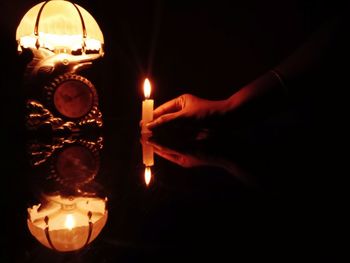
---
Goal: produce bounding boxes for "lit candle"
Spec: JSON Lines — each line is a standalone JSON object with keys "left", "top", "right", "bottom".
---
{"left": 141, "top": 78, "right": 154, "bottom": 134}
{"left": 141, "top": 133, "right": 154, "bottom": 166}
{"left": 144, "top": 166, "right": 152, "bottom": 186}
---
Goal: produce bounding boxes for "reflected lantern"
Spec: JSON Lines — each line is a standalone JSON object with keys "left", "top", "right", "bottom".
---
{"left": 16, "top": 0, "right": 105, "bottom": 133}
{"left": 27, "top": 195, "right": 108, "bottom": 252}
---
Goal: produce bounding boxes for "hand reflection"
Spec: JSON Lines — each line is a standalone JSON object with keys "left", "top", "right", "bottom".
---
{"left": 148, "top": 139, "right": 257, "bottom": 187}
{"left": 151, "top": 142, "right": 207, "bottom": 168}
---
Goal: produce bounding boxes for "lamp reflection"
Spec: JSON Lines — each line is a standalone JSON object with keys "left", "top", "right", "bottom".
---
{"left": 26, "top": 135, "right": 108, "bottom": 252}
{"left": 27, "top": 194, "right": 108, "bottom": 252}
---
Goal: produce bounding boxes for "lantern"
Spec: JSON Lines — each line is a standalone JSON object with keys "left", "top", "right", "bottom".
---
{"left": 17, "top": 0, "right": 105, "bottom": 133}
{"left": 27, "top": 195, "right": 108, "bottom": 252}
{"left": 16, "top": 0, "right": 104, "bottom": 55}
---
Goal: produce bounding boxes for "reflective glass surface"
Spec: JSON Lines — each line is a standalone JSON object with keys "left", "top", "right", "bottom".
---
{"left": 2, "top": 1, "right": 344, "bottom": 261}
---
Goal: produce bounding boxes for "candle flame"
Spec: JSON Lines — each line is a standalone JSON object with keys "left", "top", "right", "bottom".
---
{"left": 145, "top": 166, "right": 152, "bottom": 186}
{"left": 143, "top": 78, "right": 151, "bottom": 99}
{"left": 64, "top": 214, "right": 75, "bottom": 230}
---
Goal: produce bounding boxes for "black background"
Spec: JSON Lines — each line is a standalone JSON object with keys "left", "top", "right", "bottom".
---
{"left": 0, "top": 0, "right": 347, "bottom": 262}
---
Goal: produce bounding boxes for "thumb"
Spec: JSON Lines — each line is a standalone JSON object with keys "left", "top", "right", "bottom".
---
{"left": 147, "top": 111, "right": 182, "bottom": 129}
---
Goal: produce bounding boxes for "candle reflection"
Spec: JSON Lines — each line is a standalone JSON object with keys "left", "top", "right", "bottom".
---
{"left": 144, "top": 166, "right": 152, "bottom": 186}
{"left": 140, "top": 135, "right": 155, "bottom": 187}
{"left": 141, "top": 134, "right": 154, "bottom": 166}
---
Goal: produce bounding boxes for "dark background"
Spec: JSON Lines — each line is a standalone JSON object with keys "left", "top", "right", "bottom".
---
{"left": 0, "top": 0, "right": 347, "bottom": 262}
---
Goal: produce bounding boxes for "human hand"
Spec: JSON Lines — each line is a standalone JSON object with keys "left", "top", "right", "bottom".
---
{"left": 145, "top": 94, "right": 228, "bottom": 129}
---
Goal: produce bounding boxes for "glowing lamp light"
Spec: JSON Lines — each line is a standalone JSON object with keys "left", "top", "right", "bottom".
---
{"left": 27, "top": 195, "right": 108, "bottom": 252}
{"left": 16, "top": 0, "right": 104, "bottom": 55}
{"left": 64, "top": 214, "right": 75, "bottom": 231}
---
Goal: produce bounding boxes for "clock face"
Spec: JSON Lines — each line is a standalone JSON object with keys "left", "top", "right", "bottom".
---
{"left": 53, "top": 80, "right": 93, "bottom": 119}
{"left": 55, "top": 145, "right": 98, "bottom": 185}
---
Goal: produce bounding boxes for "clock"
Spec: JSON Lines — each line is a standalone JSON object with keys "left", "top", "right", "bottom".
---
{"left": 46, "top": 73, "right": 98, "bottom": 120}
{"left": 53, "top": 79, "right": 94, "bottom": 119}
{"left": 25, "top": 73, "right": 102, "bottom": 132}
{"left": 27, "top": 135, "right": 103, "bottom": 193}
{"left": 55, "top": 144, "right": 98, "bottom": 186}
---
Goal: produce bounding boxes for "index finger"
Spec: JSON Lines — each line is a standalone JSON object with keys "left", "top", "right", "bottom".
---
{"left": 153, "top": 96, "right": 183, "bottom": 119}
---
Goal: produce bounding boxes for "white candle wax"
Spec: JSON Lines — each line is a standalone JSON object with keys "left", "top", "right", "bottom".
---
{"left": 141, "top": 99, "right": 153, "bottom": 134}
{"left": 141, "top": 78, "right": 154, "bottom": 134}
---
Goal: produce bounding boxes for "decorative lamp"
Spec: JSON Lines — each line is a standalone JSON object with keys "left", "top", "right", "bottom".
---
{"left": 16, "top": 0, "right": 104, "bottom": 54}
{"left": 16, "top": 0, "right": 105, "bottom": 132}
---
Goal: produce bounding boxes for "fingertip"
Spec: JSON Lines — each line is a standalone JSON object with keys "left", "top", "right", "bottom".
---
{"left": 146, "top": 121, "right": 155, "bottom": 129}
{"left": 148, "top": 118, "right": 162, "bottom": 130}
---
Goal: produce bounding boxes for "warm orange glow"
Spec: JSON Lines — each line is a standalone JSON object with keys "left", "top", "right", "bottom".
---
{"left": 64, "top": 214, "right": 75, "bottom": 230}
{"left": 16, "top": 0, "right": 104, "bottom": 54}
{"left": 19, "top": 34, "right": 102, "bottom": 52}
{"left": 27, "top": 195, "right": 108, "bottom": 252}
{"left": 145, "top": 166, "right": 152, "bottom": 186}
{"left": 143, "top": 78, "right": 151, "bottom": 99}
{"left": 141, "top": 134, "right": 154, "bottom": 165}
